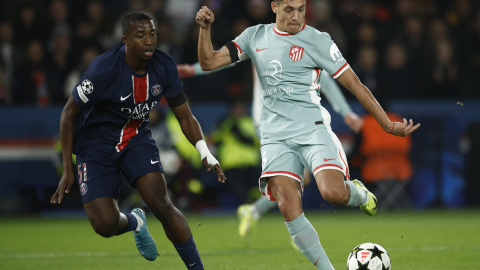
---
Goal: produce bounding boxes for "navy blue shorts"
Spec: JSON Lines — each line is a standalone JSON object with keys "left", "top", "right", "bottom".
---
{"left": 76, "top": 131, "right": 163, "bottom": 204}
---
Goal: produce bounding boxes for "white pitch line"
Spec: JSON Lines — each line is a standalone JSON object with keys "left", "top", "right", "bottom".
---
{"left": 1, "top": 246, "right": 479, "bottom": 259}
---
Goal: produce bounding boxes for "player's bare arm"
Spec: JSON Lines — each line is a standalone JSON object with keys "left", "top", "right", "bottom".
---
{"left": 336, "top": 68, "right": 420, "bottom": 136}
{"left": 196, "top": 6, "right": 232, "bottom": 71}
{"left": 51, "top": 96, "right": 83, "bottom": 204}
{"left": 171, "top": 102, "right": 226, "bottom": 183}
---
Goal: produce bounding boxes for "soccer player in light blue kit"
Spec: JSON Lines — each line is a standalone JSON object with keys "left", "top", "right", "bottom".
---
{"left": 177, "top": 62, "right": 364, "bottom": 244}
{"left": 196, "top": 1, "right": 420, "bottom": 269}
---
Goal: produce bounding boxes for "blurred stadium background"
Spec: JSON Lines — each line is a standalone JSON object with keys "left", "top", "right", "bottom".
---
{"left": 0, "top": 0, "right": 479, "bottom": 269}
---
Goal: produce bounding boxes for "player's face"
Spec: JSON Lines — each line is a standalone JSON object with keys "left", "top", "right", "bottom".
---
{"left": 124, "top": 20, "right": 157, "bottom": 60}
{"left": 272, "top": 0, "right": 306, "bottom": 34}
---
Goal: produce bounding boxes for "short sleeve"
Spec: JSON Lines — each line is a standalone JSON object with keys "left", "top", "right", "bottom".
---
{"left": 231, "top": 26, "right": 257, "bottom": 62}
{"left": 71, "top": 66, "right": 110, "bottom": 110}
{"left": 313, "top": 32, "right": 350, "bottom": 79}
{"left": 163, "top": 63, "right": 183, "bottom": 98}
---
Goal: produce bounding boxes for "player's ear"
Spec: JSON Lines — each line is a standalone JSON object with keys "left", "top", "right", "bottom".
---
{"left": 271, "top": 1, "right": 277, "bottom": 14}
{"left": 122, "top": 35, "right": 128, "bottom": 46}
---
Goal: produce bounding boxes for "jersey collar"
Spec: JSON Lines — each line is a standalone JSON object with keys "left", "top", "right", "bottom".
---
{"left": 273, "top": 23, "right": 306, "bottom": 36}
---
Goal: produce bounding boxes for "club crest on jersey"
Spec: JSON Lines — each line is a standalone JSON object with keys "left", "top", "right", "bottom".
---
{"left": 80, "top": 183, "right": 88, "bottom": 195}
{"left": 151, "top": 84, "right": 162, "bottom": 96}
{"left": 289, "top": 45, "right": 304, "bottom": 62}
{"left": 81, "top": 79, "right": 94, "bottom": 94}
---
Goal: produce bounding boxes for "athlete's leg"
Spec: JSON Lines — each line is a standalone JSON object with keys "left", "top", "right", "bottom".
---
{"left": 315, "top": 169, "right": 352, "bottom": 206}
{"left": 136, "top": 171, "right": 191, "bottom": 243}
{"left": 268, "top": 175, "right": 334, "bottom": 270}
{"left": 137, "top": 171, "right": 203, "bottom": 269}
{"left": 84, "top": 197, "right": 132, "bottom": 238}
{"left": 315, "top": 169, "right": 378, "bottom": 216}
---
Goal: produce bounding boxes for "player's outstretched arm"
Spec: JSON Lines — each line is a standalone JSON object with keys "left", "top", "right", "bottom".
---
{"left": 51, "top": 96, "right": 83, "bottom": 204}
{"left": 319, "top": 71, "right": 363, "bottom": 133}
{"left": 171, "top": 102, "right": 226, "bottom": 183}
{"left": 336, "top": 68, "right": 420, "bottom": 136}
{"left": 196, "top": 6, "right": 233, "bottom": 71}
{"left": 177, "top": 62, "right": 237, "bottom": 78}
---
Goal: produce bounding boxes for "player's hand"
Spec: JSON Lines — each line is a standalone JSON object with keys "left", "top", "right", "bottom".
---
{"left": 386, "top": 118, "right": 420, "bottom": 137}
{"left": 343, "top": 112, "right": 364, "bottom": 133}
{"left": 177, "top": 64, "right": 195, "bottom": 78}
{"left": 196, "top": 6, "right": 215, "bottom": 28}
{"left": 201, "top": 155, "right": 226, "bottom": 183}
{"left": 51, "top": 170, "right": 75, "bottom": 204}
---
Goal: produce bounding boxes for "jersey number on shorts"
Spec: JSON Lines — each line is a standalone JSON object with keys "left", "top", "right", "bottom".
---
{"left": 78, "top": 163, "right": 87, "bottom": 183}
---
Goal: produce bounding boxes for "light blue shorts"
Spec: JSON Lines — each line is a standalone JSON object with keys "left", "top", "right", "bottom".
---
{"left": 259, "top": 128, "right": 350, "bottom": 201}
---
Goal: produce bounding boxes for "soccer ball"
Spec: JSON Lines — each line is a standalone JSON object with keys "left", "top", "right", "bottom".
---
{"left": 347, "top": 243, "right": 391, "bottom": 270}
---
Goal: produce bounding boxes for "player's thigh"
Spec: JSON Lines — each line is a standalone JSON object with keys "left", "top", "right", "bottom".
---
{"left": 300, "top": 140, "right": 349, "bottom": 180}
{"left": 267, "top": 175, "right": 303, "bottom": 222}
{"left": 119, "top": 134, "right": 164, "bottom": 187}
{"left": 135, "top": 171, "right": 170, "bottom": 208}
{"left": 76, "top": 154, "right": 122, "bottom": 204}
{"left": 300, "top": 143, "right": 349, "bottom": 200}
{"left": 259, "top": 142, "right": 304, "bottom": 201}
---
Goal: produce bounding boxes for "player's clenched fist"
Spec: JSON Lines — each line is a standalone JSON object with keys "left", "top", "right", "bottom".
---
{"left": 196, "top": 6, "right": 214, "bottom": 28}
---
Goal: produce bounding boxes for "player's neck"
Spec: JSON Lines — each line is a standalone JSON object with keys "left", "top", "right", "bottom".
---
{"left": 124, "top": 50, "right": 148, "bottom": 75}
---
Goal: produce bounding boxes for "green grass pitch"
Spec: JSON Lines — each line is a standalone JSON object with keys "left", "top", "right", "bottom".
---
{"left": 1, "top": 209, "right": 479, "bottom": 270}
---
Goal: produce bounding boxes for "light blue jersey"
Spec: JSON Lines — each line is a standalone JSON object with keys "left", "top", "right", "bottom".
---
{"left": 232, "top": 23, "right": 350, "bottom": 144}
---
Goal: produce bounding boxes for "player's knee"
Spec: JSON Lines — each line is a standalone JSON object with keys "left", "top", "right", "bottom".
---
{"left": 91, "top": 219, "right": 118, "bottom": 238}
{"left": 322, "top": 188, "right": 349, "bottom": 206}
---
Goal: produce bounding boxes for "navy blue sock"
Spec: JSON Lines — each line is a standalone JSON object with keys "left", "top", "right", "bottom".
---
{"left": 173, "top": 235, "right": 204, "bottom": 270}
{"left": 116, "top": 212, "right": 138, "bottom": 235}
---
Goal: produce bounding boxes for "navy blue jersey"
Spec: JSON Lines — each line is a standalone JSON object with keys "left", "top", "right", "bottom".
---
{"left": 72, "top": 44, "right": 182, "bottom": 154}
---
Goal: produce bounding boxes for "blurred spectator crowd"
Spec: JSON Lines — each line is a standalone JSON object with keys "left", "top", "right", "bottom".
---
{"left": 0, "top": 0, "right": 480, "bottom": 107}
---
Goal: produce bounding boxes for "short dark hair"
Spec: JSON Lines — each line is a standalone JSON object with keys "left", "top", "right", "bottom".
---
{"left": 122, "top": 11, "right": 153, "bottom": 31}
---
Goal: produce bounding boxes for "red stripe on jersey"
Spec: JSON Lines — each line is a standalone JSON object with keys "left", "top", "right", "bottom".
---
{"left": 232, "top": 41, "right": 242, "bottom": 54}
{"left": 331, "top": 63, "right": 349, "bottom": 77}
{"left": 116, "top": 119, "right": 144, "bottom": 152}
{"left": 338, "top": 150, "right": 350, "bottom": 180}
{"left": 314, "top": 67, "right": 320, "bottom": 83}
{"left": 132, "top": 75, "right": 149, "bottom": 104}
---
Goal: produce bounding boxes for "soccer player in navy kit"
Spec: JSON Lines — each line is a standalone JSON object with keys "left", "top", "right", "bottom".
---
{"left": 50, "top": 12, "right": 225, "bottom": 269}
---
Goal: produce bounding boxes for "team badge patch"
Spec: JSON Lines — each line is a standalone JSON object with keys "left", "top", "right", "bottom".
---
{"left": 81, "top": 79, "right": 94, "bottom": 94}
{"left": 151, "top": 84, "right": 162, "bottom": 96}
{"left": 289, "top": 45, "right": 304, "bottom": 62}
{"left": 80, "top": 183, "right": 88, "bottom": 195}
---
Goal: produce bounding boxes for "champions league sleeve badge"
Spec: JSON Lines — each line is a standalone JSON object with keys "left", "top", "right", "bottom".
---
{"left": 151, "top": 84, "right": 162, "bottom": 96}
{"left": 81, "top": 79, "right": 94, "bottom": 94}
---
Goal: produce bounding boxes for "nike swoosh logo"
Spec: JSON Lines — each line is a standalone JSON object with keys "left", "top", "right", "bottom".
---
{"left": 314, "top": 257, "right": 320, "bottom": 265}
{"left": 120, "top": 93, "right": 132, "bottom": 101}
{"left": 189, "top": 262, "right": 196, "bottom": 266}
{"left": 256, "top": 47, "right": 267, "bottom": 52}
{"left": 151, "top": 160, "right": 159, "bottom": 164}
{"left": 324, "top": 157, "right": 335, "bottom": 162}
